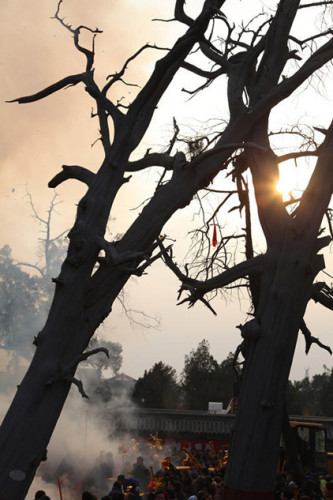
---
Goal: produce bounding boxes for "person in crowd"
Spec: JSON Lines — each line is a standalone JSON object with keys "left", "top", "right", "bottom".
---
{"left": 124, "top": 477, "right": 141, "bottom": 500}
{"left": 111, "top": 493, "right": 125, "bottom": 500}
{"left": 154, "top": 489, "right": 170, "bottom": 500}
{"left": 146, "top": 493, "right": 156, "bottom": 500}
{"left": 131, "top": 456, "right": 150, "bottom": 492}
{"left": 117, "top": 474, "right": 126, "bottom": 491}
{"left": 104, "top": 452, "right": 115, "bottom": 477}
{"left": 325, "top": 480, "right": 333, "bottom": 500}
{"left": 109, "top": 480, "right": 123, "bottom": 498}
{"left": 82, "top": 491, "right": 98, "bottom": 500}
{"left": 34, "top": 491, "right": 46, "bottom": 499}
{"left": 167, "top": 478, "right": 186, "bottom": 500}
{"left": 280, "top": 486, "right": 294, "bottom": 500}
{"left": 213, "top": 476, "right": 223, "bottom": 500}
{"left": 275, "top": 473, "right": 288, "bottom": 500}
{"left": 197, "top": 490, "right": 208, "bottom": 500}
{"left": 180, "top": 469, "right": 195, "bottom": 498}
{"left": 125, "top": 491, "right": 135, "bottom": 500}
{"left": 319, "top": 475, "right": 327, "bottom": 496}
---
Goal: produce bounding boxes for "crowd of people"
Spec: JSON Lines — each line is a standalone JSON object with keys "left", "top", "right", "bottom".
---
{"left": 275, "top": 472, "right": 333, "bottom": 500}
{"left": 32, "top": 447, "right": 333, "bottom": 500}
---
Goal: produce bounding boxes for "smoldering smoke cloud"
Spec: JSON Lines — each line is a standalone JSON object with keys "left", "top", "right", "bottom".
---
{"left": 25, "top": 377, "right": 173, "bottom": 500}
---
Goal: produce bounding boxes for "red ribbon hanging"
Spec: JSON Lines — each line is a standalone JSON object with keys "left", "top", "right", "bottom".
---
{"left": 212, "top": 224, "right": 217, "bottom": 247}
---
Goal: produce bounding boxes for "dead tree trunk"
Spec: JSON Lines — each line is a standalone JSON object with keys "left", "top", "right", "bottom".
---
{"left": 223, "top": 124, "right": 333, "bottom": 499}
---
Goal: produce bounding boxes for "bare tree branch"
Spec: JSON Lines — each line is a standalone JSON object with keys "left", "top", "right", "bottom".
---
{"left": 63, "top": 376, "right": 89, "bottom": 398}
{"left": 53, "top": 0, "right": 102, "bottom": 71}
{"left": 48, "top": 165, "right": 95, "bottom": 188}
{"left": 126, "top": 1, "right": 225, "bottom": 150}
{"left": 181, "top": 61, "right": 226, "bottom": 79}
{"left": 191, "top": 141, "right": 267, "bottom": 169}
{"left": 256, "top": 36, "right": 333, "bottom": 116}
{"left": 102, "top": 43, "right": 169, "bottom": 96}
{"left": 299, "top": 1, "right": 333, "bottom": 8}
{"left": 174, "top": 0, "right": 194, "bottom": 27}
{"left": 158, "top": 239, "right": 265, "bottom": 296}
{"left": 276, "top": 150, "right": 319, "bottom": 163}
{"left": 127, "top": 153, "right": 174, "bottom": 172}
{"left": 312, "top": 281, "right": 333, "bottom": 310}
{"left": 300, "top": 319, "right": 332, "bottom": 354}
{"left": 6, "top": 73, "right": 88, "bottom": 104}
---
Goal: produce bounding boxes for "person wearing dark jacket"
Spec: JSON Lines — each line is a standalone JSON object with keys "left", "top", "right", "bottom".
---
{"left": 131, "top": 456, "right": 150, "bottom": 492}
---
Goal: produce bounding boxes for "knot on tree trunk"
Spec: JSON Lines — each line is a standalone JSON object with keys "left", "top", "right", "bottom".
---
{"left": 240, "top": 318, "right": 261, "bottom": 341}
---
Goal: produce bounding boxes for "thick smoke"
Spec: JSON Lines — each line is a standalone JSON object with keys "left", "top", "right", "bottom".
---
{"left": 24, "top": 371, "right": 175, "bottom": 499}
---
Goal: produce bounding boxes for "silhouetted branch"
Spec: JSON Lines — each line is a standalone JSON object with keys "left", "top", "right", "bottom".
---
{"left": 48, "top": 165, "right": 95, "bottom": 188}
{"left": 63, "top": 376, "right": 89, "bottom": 398}
{"left": 7, "top": 73, "right": 88, "bottom": 104}
{"left": 191, "top": 141, "right": 267, "bottom": 169}
{"left": 74, "top": 347, "right": 109, "bottom": 365}
{"left": 312, "top": 281, "right": 333, "bottom": 310}
{"left": 103, "top": 43, "right": 169, "bottom": 95}
{"left": 257, "top": 37, "right": 333, "bottom": 115}
{"left": 126, "top": 0, "right": 225, "bottom": 150}
{"left": 53, "top": 0, "right": 102, "bottom": 71}
{"left": 300, "top": 319, "right": 332, "bottom": 355}
{"left": 157, "top": 239, "right": 265, "bottom": 311}
{"left": 277, "top": 150, "right": 319, "bottom": 163}
{"left": 299, "top": 1, "right": 333, "bottom": 8}
{"left": 289, "top": 29, "right": 333, "bottom": 48}
{"left": 127, "top": 153, "right": 174, "bottom": 172}
{"left": 174, "top": 0, "right": 194, "bottom": 26}
{"left": 181, "top": 61, "right": 226, "bottom": 79}
{"left": 117, "top": 292, "right": 160, "bottom": 329}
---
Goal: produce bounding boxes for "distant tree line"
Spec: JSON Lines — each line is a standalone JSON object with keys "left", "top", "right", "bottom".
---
{"left": 131, "top": 339, "right": 333, "bottom": 417}
{"left": 132, "top": 339, "right": 241, "bottom": 411}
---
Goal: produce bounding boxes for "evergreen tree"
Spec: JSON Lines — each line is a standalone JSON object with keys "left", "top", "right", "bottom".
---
{"left": 181, "top": 339, "right": 222, "bottom": 410}
{"left": 132, "top": 361, "right": 179, "bottom": 409}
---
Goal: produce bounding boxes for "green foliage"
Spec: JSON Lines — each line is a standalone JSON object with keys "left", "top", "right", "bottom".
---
{"left": 219, "top": 352, "right": 238, "bottom": 408}
{"left": 287, "top": 367, "right": 333, "bottom": 417}
{"left": 0, "top": 245, "right": 47, "bottom": 366}
{"left": 181, "top": 339, "right": 229, "bottom": 410}
{"left": 132, "top": 361, "right": 179, "bottom": 409}
{"left": 320, "top": 371, "right": 333, "bottom": 416}
{"left": 131, "top": 344, "right": 238, "bottom": 410}
{"left": 130, "top": 340, "right": 333, "bottom": 416}
{"left": 86, "top": 337, "right": 123, "bottom": 377}
{"left": 285, "top": 380, "right": 303, "bottom": 415}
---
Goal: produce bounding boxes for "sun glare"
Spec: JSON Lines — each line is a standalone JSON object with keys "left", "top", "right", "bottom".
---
{"left": 276, "top": 164, "right": 299, "bottom": 198}
{"left": 276, "top": 179, "right": 291, "bottom": 196}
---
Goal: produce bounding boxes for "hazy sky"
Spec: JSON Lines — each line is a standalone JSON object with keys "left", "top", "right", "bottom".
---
{"left": 1, "top": 0, "right": 332, "bottom": 386}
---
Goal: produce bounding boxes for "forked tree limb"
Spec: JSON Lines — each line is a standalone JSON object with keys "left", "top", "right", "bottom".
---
{"left": 63, "top": 376, "right": 89, "bottom": 398}
{"left": 300, "top": 319, "right": 332, "bottom": 354}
